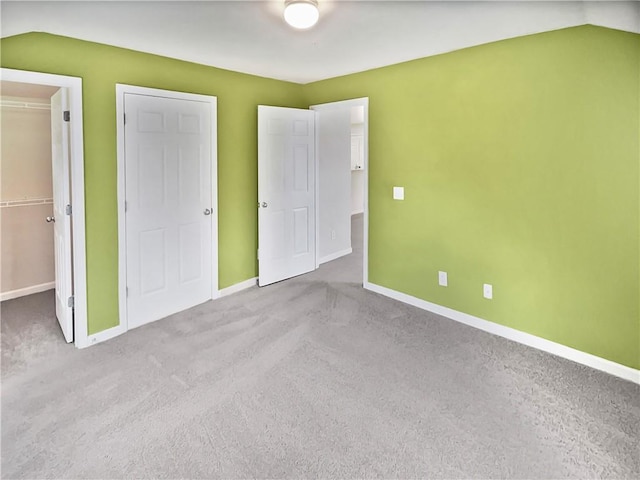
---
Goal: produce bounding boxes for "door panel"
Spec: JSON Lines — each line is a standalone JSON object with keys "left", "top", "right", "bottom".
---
{"left": 179, "top": 222, "right": 202, "bottom": 282}
{"left": 258, "top": 106, "right": 316, "bottom": 286}
{"left": 293, "top": 208, "right": 309, "bottom": 255}
{"left": 293, "top": 145, "right": 309, "bottom": 191}
{"left": 50, "top": 88, "right": 73, "bottom": 343}
{"left": 139, "top": 228, "right": 166, "bottom": 295}
{"left": 125, "top": 93, "right": 212, "bottom": 329}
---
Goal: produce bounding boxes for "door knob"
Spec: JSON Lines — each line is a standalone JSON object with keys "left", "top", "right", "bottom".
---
{"left": 203, "top": 208, "right": 212, "bottom": 216}
{"left": 262, "top": 202, "right": 268, "bottom": 208}
{"left": 46, "top": 216, "right": 55, "bottom": 223}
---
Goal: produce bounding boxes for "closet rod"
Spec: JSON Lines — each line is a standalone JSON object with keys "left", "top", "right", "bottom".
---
{"left": 0, "top": 100, "right": 50, "bottom": 110}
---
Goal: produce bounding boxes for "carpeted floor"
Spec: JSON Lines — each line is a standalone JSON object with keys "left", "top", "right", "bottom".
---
{"left": 2, "top": 214, "right": 639, "bottom": 479}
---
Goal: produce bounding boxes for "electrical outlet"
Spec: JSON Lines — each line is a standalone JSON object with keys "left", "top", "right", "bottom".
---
{"left": 393, "top": 186, "right": 404, "bottom": 200}
{"left": 438, "top": 271, "right": 448, "bottom": 287}
{"left": 483, "top": 283, "right": 493, "bottom": 299}
{"left": 331, "top": 229, "right": 336, "bottom": 240}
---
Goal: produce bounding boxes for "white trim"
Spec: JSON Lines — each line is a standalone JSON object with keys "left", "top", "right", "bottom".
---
{"left": 80, "top": 324, "right": 127, "bottom": 349}
{"left": 209, "top": 98, "right": 219, "bottom": 302}
{"left": 116, "top": 84, "right": 218, "bottom": 335}
{"left": 364, "top": 282, "right": 640, "bottom": 385}
{"left": 319, "top": 248, "right": 352, "bottom": 265}
{"left": 115, "top": 86, "right": 128, "bottom": 335}
{"left": 310, "top": 98, "right": 370, "bottom": 111}
{"left": 0, "top": 68, "right": 88, "bottom": 349}
{"left": 219, "top": 277, "right": 257, "bottom": 298}
{"left": 309, "top": 97, "right": 369, "bottom": 284}
{"left": 0, "top": 282, "right": 55, "bottom": 302}
{"left": 313, "top": 111, "right": 321, "bottom": 269}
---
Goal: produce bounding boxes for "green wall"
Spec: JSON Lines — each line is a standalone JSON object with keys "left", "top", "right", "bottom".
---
{"left": 0, "top": 33, "right": 306, "bottom": 334}
{"left": 2, "top": 26, "right": 638, "bottom": 369}
{"left": 304, "top": 26, "right": 640, "bottom": 369}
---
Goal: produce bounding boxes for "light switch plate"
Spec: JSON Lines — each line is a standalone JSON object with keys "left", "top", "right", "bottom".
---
{"left": 393, "top": 186, "right": 404, "bottom": 200}
{"left": 438, "top": 271, "right": 448, "bottom": 287}
{"left": 483, "top": 283, "right": 493, "bottom": 299}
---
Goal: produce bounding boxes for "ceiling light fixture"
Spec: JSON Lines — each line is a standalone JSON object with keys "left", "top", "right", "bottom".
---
{"left": 284, "top": 0, "right": 319, "bottom": 30}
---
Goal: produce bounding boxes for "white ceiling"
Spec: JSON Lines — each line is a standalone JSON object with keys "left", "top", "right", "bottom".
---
{"left": 1, "top": 1, "right": 638, "bottom": 84}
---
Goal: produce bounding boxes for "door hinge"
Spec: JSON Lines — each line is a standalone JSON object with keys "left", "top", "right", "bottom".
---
{"left": 124, "top": 201, "right": 128, "bottom": 212}
{"left": 126, "top": 287, "right": 129, "bottom": 297}
{"left": 63, "top": 110, "right": 70, "bottom": 122}
{"left": 67, "top": 296, "right": 74, "bottom": 308}
{"left": 65, "top": 204, "right": 72, "bottom": 215}
{"left": 124, "top": 113, "right": 126, "bottom": 125}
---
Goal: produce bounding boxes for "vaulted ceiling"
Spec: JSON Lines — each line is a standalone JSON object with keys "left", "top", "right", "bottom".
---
{"left": 2, "top": 1, "right": 638, "bottom": 84}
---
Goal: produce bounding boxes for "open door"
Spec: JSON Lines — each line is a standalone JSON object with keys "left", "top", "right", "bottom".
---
{"left": 258, "top": 106, "right": 316, "bottom": 286}
{"left": 50, "top": 88, "right": 74, "bottom": 342}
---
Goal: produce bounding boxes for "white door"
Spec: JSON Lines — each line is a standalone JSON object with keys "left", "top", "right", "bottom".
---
{"left": 124, "top": 93, "right": 213, "bottom": 329}
{"left": 50, "top": 88, "right": 74, "bottom": 343}
{"left": 351, "top": 135, "right": 364, "bottom": 170}
{"left": 258, "top": 106, "right": 316, "bottom": 286}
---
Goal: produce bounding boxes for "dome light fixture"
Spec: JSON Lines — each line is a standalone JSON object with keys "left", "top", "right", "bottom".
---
{"left": 284, "top": 0, "right": 319, "bottom": 30}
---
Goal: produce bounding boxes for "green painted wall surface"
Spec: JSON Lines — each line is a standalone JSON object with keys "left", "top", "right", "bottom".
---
{"left": 2, "top": 27, "right": 638, "bottom": 369}
{"left": 304, "top": 26, "right": 640, "bottom": 369}
{"left": 1, "top": 33, "right": 306, "bottom": 335}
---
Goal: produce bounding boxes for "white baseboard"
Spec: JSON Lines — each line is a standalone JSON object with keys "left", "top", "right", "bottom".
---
{"left": 78, "top": 278, "right": 258, "bottom": 348}
{"left": 76, "top": 324, "right": 126, "bottom": 349}
{"left": 0, "top": 281, "right": 55, "bottom": 301}
{"left": 319, "top": 248, "right": 352, "bottom": 265}
{"left": 364, "top": 282, "right": 640, "bottom": 385}
{"left": 219, "top": 277, "right": 257, "bottom": 297}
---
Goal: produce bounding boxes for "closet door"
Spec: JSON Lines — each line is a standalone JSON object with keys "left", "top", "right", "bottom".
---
{"left": 124, "top": 93, "right": 213, "bottom": 329}
{"left": 50, "top": 87, "right": 73, "bottom": 343}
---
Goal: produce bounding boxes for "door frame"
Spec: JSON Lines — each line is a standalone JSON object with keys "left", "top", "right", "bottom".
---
{"left": 115, "top": 84, "right": 219, "bottom": 333}
{"left": 1, "top": 68, "right": 89, "bottom": 347}
{"left": 310, "top": 97, "right": 369, "bottom": 285}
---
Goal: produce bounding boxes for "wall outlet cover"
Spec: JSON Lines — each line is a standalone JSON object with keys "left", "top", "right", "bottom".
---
{"left": 438, "top": 271, "right": 448, "bottom": 287}
{"left": 393, "top": 186, "right": 404, "bottom": 200}
{"left": 483, "top": 283, "right": 493, "bottom": 299}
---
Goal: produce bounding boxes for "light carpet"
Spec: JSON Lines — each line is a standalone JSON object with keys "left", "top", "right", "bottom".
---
{"left": 2, "top": 214, "right": 639, "bottom": 478}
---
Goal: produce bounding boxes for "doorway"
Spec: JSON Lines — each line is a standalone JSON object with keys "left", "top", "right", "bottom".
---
{"left": 116, "top": 85, "right": 218, "bottom": 331}
{"left": 312, "top": 98, "right": 369, "bottom": 285}
{"left": 0, "top": 68, "right": 88, "bottom": 347}
{"left": 257, "top": 98, "right": 369, "bottom": 287}
{"left": 1, "top": 81, "right": 59, "bottom": 303}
